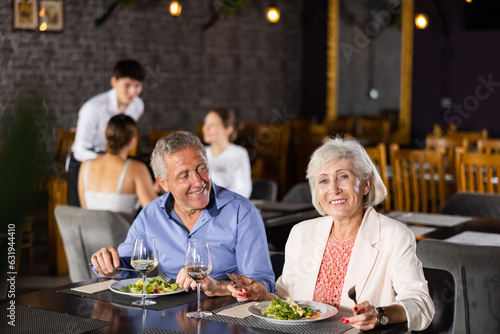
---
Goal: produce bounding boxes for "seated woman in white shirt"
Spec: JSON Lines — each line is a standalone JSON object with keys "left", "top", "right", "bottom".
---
{"left": 78, "top": 114, "right": 157, "bottom": 222}
{"left": 202, "top": 107, "right": 252, "bottom": 198}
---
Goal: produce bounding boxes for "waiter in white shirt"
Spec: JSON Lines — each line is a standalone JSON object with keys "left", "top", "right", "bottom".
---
{"left": 67, "top": 59, "right": 146, "bottom": 206}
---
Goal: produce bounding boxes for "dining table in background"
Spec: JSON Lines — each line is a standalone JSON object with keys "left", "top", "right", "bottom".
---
{"left": 7, "top": 278, "right": 408, "bottom": 334}
{"left": 254, "top": 200, "right": 320, "bottom": 252}
{"left": 385, "top": 211, "right": 500, "bottom": 241}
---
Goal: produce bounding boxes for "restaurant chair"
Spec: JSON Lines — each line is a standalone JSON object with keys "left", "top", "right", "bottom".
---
{"left": 269, "top": 251, "right": 285, "bottom": 279}
{"left": 417, "top": 239, "right": 500, "bottom": 334}
{"left": 149, "top": 128, "right": 183, "bottom": 152}
{"left": 425, "top": 134, "right": 469, "bottom": 178}
{"left": 252, "top": 122, "right": 292, "bottom": 197}
{"left": 413, "top": 267, "right": 456, "bottom": 334}
{"left": 440, "top": 191, "right": 500, "bottom": 218}
{"left": 390, "top": 144, "right": 447, "bottom": 213}
{"left": 355, "top": 118, "right": 391, "bottom": 147}
{"left": 282, "top": 182, "right": 311, "bottom": 203}
{"left": 233, "top": 121, "right": 256, "bottom": 155}
{"left": 323, "top": 116, "right": 355, "bottom": 136}
{"left": 477, "top": 138, "right": 500, "bottom": 155}
{"left": 446, "top": 126, "right": 488, "bottom": 147}
{"left": 127, "top": 132, "right": 141, "bottom": 157}
{"left": 364, "top": 143, "right": 391, "bottom": 211}
{"left": 54, "top": 205, "right": 130, "bottom": 283}
{"left": 455, "top": 147, "right": 500, "bottom": 193}
{"left": 53, "top": 128, "right": 75, "bottom": 174}
{"left": 250, "top": 179, "right": 278, "bottom": 202}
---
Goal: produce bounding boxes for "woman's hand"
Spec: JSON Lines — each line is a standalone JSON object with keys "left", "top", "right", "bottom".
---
{"left": 226, "top": 273, "right": 274, "bottom": 302}
{"left": 342, "top": 301, "right": 379, "bottom": 330}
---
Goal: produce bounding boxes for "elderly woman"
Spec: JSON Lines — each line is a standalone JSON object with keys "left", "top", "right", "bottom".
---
{"left": 227, "top": 137, "right": 434, "bottom": 331}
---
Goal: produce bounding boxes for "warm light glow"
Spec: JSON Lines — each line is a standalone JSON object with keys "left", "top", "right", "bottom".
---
{"left": 465, "top": 0, "right": 472, "bottom": 3}
{"left": 266, "top": 7, "right": 280, "bottom": 23}
{"left": 415, "top": 14, "right": 428, "bottom": 29}
{"left": 169, "top": 1, "right": 182, "bottom": 16}
{"left": 39, "top": 8, "right": 45, "bottom": 17}
{"left": 39, "top": 22, "right": 47, "bottom": 31}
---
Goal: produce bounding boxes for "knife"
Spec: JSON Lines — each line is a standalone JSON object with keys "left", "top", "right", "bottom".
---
{"left": 226, "top": 273, "right": 242, "bottom": 289}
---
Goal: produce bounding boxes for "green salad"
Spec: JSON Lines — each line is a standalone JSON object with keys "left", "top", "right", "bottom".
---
{"left": 262, "top": 297, "right": 321, "bottom": 320}
{"left": 119, "top": 277, "right": 180, "bottom": 294}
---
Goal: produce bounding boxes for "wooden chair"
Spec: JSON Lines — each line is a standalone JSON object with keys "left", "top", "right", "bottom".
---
{"left": 455, "top": 147, "right": 500, "bottom": 193}
{"left": 355, "top": 118, "right": 391, "bottom": 147}
{"left": 477, "top": 138, "right": 500, "bottom": 155}
{"left": 233, "top": 121, "right": 256, "bottom": 160}
{"left": 323, "top": 116, "right": 355, "bottom": 136}
{"left": 127, "top": 132, "right": 141, "bottom": 157}
{"left": 149, "top": 128, "right": 183, "bottom": 152}
{"left": 364, "top": 143, "right": 391, "bottom": 212}
{"left": 53, "top": 128, "right": 75, "bottom": 176}
{"left": 252, "top": 122, "right": 292, "bottom": 198}
{"left": 425, "top": 134, "right": 469, "bottom": 178}
{"left": 390, "top": 144, "right": 447, "bottom": 213}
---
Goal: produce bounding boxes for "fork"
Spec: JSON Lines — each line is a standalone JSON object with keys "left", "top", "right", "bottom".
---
{"left": 156, "top": 265, "right": 177, "bottom": 284}
{"left": 348, "top": 285, "right": 358, "bottom": 304}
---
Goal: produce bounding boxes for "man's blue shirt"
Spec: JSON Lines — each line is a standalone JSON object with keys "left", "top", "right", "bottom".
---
{"left": 114, "top": 183, "right": 275, "bottom": 292}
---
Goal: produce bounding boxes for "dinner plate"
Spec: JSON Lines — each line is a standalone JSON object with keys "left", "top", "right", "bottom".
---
{"left": 109, "top": 278, "right": 184, "bottom": 298}
{"left": 247, "top": 300, "right": 337, "bottom": 324}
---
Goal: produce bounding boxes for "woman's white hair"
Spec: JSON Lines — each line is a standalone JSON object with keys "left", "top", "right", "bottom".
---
{"left": 306, "top": 136, "right": 387, "bottom": 216}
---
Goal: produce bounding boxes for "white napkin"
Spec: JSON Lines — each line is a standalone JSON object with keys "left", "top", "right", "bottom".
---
{"left": 217, "top": 302, "right": 258, "bottom": 318}
{"left": 71, "top": 280, "right": 118, "bottom": 294}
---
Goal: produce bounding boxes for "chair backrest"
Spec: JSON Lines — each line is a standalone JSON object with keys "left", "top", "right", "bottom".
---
{"left": 355, "top": 118, "right": 391, "bottom": 146}
{"left": 447, "top": 128, "right": 488, "bottom": 145}
{"left": 282, "top": 182, "right": 311, "bottom": 203}
{"left": 149, "top": 128, "right": 183, "bottom": 152}
{"left": 477, "top": 138, "right": 500, "bottom": 155}
{"left": 417, "top": 239, "right": 500, "bottom": 334}
{"left": 455, "top": 147, "right": 500, "bottom": 193}
{"left": 364, "top": 143, "right": 391, "bottom": 211}
{"left": 413, "top": 267, "right": 456, "bottom": 334}
{"left": 425, "top": 134, "right": 469, "bottom": 177}
{"left": 53, "top": 128, "right": 75, "bottom": 175}
{"left": 54, "top": 205, "right": 131, "bottom": 282}
{"left": 323, "top": 116, "right": 355, "bottom": 136}
{"left": 440, "top": 191, "right": 500, "bottom": 218}
{"left": 250, "top": 179, "right": 278, "bottom": 202}
{"left": 390, "top": 144, "right": 446, "bottom": 213}
{"left": 127, "top": 132, "right": 141, "bottom": 157}
{"left": 252, "top": 122, "right": 292, "bottom": 197}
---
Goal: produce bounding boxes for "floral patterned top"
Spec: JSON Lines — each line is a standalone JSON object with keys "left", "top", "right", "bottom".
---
{"left": 313, "top": 238, "right": 356, "bottom": 309}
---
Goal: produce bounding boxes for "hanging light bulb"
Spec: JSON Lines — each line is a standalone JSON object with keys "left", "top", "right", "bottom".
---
{"left": 169, "top": 1, "right": 182, "bottom": 16}
{"left": 266, "top": 7, "right": 280, "bottom": 23}
{"left": 39, "top": 8, "right": 47, "bottom": 31}
{"left": 415, "top": 13, "right": 428, "bottom": 29}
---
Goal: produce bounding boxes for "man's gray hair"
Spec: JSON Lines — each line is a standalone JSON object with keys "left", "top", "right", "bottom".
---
{"left": 150, "top": 131, "right": 207, "bottom": 181}
{"left": 306, "top": 136, "right": 387, "bottom": 216}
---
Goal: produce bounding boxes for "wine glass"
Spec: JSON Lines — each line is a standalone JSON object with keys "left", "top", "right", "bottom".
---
{"left": 131, "top": 237, "right": 159, "bottom": 306}
{"left": 184, "top": 240, "right": 212, "bottom": 318}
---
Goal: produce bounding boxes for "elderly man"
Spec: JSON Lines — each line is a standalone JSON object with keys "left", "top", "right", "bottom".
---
{"left": 91, "top": 131, "right": 275, "bottom": 296}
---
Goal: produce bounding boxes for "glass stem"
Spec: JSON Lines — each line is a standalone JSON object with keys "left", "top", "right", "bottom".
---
{"left": 197, "top": 282, "right": 201, "bottom": 312}
{"left": 142, "top": 275, "right": 147, "bottom": 303}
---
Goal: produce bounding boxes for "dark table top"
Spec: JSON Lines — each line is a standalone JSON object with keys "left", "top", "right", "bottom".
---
{"left": 12, "top": 280, "right": 407, "bottom": 334}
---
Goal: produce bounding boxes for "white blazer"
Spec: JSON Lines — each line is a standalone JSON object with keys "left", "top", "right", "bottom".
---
{"left": 275, "top": 207, "right": 435, "bottom": 331}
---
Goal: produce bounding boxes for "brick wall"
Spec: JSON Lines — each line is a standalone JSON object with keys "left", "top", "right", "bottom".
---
{"left": 0, "top": 0, "right": 303, "bottom": 154}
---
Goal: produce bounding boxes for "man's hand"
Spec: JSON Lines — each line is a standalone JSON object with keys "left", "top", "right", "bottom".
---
{"left": 91, "top": 246, "right": 122, "bottom": 277}
{"left": 176, "top": 268, "right": 231, "bottom": 296}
